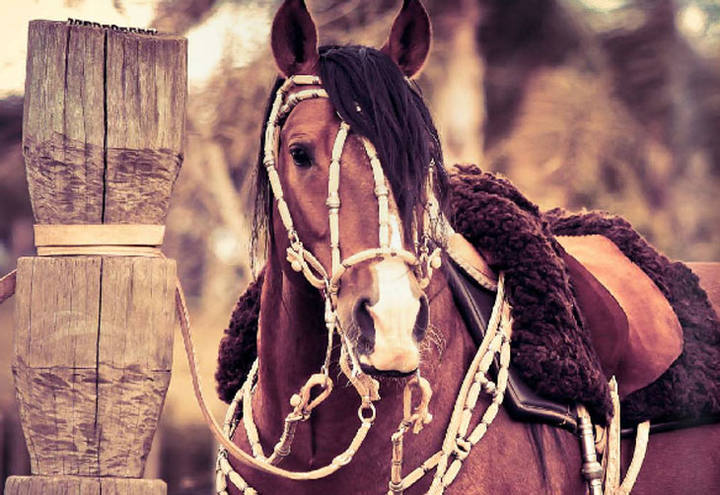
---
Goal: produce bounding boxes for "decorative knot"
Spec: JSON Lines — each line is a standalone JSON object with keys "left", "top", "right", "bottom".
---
{"left": 453, "top": 438, "right": 471, "bottom": 460}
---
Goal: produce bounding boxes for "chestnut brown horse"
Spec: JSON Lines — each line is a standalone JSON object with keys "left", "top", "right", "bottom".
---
{"left": 220, "top": 1, "right": 720, "bottom": 493}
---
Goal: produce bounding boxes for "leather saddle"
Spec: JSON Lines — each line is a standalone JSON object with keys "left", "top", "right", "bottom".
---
{"left": 444, "top": 232, "right": 687, "bottom": 433}
{"left": 556, "top": 235, "right": 683, "bottom": 398}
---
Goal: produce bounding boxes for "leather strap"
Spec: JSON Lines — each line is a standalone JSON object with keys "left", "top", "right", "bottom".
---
{"left": 33, "top": 224, "right": 165, "bottom": 257}
{"left": 0, "top": 269, "right": 16, "bottom": 305}
{"left": 445, "top": 233, "right": 497, "bottom": 290}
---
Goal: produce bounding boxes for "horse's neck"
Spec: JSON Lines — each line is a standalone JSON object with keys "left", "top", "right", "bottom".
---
{"left": 252, "top": 254, "right": 326, "bottom": 461}
{"left": 253, "top": 252, "right": 476, "bottom": 472}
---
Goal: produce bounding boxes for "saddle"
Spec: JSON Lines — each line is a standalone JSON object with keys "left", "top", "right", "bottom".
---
{"left": 557, "top": 234, "right": 684, "bottom": 397}
{"left": 445, "top": 231, "right": 687, "bottom": 432}
{"left": 447, "top": 232, "right": 683, "bottom": 397}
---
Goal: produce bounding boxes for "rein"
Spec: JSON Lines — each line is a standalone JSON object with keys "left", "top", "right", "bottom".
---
{"left": 0, "top": 220, "right": 650, "bottom": 494}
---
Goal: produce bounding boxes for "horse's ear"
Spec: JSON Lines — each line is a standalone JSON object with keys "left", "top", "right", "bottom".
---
{"left": 271, "top": 0, "right": 319, "bottom": 77}
{"left": 381, "top": 0, "right": 431, "bottom": 78}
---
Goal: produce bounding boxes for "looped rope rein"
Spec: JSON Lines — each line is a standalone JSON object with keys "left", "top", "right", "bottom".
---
{"left": 0, "top": 227, "right": 653, "bottom": 494}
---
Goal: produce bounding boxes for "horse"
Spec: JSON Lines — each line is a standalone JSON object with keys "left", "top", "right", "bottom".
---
{"left": 218, "top": 1, "right": 720, "bottom": 493}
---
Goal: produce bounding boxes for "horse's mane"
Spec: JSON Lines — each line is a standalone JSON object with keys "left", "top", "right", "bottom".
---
{"left": 252, "top": 45, "right": 447, "bottom": 266}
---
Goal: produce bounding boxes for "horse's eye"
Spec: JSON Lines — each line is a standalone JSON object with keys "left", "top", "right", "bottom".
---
{"left": 289, "top": 145, "right": 312, "bottom": 168}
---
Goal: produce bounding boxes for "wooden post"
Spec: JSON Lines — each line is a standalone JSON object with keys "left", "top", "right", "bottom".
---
{"left": 6, "top": 20, "right": 186, "bottom": 495}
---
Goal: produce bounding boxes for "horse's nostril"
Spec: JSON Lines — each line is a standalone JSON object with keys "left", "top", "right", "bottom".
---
{"left": 353, "top": 298, "right": 375, "bottom": 340}
{"left": 414, "top": 294, "right": 429, "bottom": 340}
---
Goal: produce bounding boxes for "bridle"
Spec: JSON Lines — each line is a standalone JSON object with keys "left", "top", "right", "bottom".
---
{"left": 265, "top": 75, "right": 442, "bottom": 300}
{"left": 211, "top": 72, "right": 660, "bottom": 495}
{"left": 211, "top": 73, "right": 524, "bottom": 495}
{"left": 214, "top": 73, "right": 444, "bottom": 483}
{"left": 261, "top": 73, "right": 443, "bottom": 401}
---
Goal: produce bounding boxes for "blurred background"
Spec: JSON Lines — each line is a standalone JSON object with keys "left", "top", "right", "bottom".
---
{"left": 1, "top": 0, "right": 719, "bottom": 493}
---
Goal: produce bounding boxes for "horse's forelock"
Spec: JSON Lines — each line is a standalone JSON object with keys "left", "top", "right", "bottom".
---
{"left": 318, "top": 45, "right": 447, "bottom": 235}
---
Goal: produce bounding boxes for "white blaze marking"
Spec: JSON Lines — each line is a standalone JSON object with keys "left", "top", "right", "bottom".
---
{"left": 389, "top": 214, "right": 403, "bottom": 250}
{"left": 360, "top": 257, "right": 420, "bottom": 372}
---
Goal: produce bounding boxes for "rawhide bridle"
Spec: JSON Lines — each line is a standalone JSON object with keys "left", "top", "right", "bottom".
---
{"left": 262, "top": 74, "right": 443, "bottom": 382}
{"left": 216, "top": 74, "right": 443, "bottom": 483}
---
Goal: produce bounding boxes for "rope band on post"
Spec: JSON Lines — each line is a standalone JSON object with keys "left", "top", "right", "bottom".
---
{"left": 33, "top": 224, "right": 166, "bottom": 257}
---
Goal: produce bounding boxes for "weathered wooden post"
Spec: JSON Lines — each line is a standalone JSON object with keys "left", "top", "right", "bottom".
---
{"left": 5, "top": 20, "right": 186, "bottom": 494}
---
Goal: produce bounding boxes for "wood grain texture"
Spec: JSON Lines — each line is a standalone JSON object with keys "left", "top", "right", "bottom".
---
{"left": 23, "top": 21, "right": 105, "bottom": 224}
{"left": 22, "top": 21, "right": 187, "bottom": 225}
{"left": 12, "top": 257, "right": 175, "bottom": 477}
{"left": 104, "top": 29, "right": 186, "bottom": 224}
{"left": 4, "top": 476, "right": 166, "bottom": 495}
{"left": 14, "top": 19, "right": 186, "bottom": 494}
{"left": 96, "top": 257, "right": 175, "bottom": 476}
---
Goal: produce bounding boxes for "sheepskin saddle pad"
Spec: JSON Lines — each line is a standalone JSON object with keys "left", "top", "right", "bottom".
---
{"left": 216, "top": 166, "right": 720, "bottom": 427}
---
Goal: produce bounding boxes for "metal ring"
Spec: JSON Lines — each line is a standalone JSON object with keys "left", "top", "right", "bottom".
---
{"left": 388, "top": 480, "right": 404, "bottom": 492}
{"left": 288, "top": 230, "right": 301, "bottom": 247}
{"left": 358, "top": 402, "right": 376, "bottom": 423}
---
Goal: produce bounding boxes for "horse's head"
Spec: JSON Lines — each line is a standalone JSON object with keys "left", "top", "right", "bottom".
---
{"left": 259, "top": 0, "right": 445, "bottom": 376}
